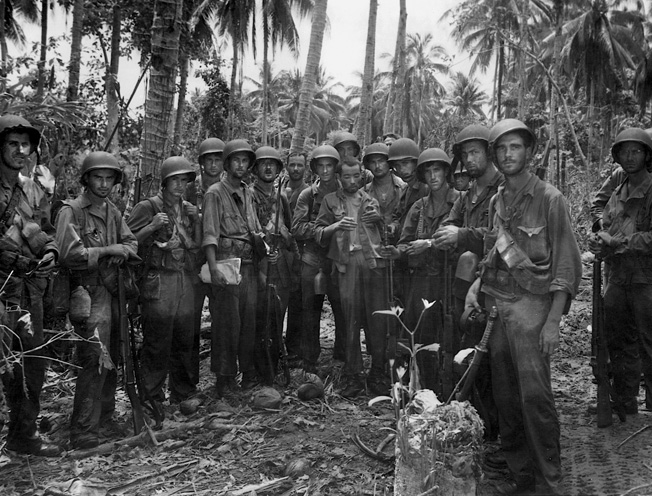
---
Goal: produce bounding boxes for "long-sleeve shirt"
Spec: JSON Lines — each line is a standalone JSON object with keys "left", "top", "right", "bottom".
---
{"left": 364, "top": 174, "right": 406, "bottom": 244}
{"left": 601, "top": 171, "right": 652, "bottom": 285}
{"left": 590, "top": 166, "right": 626, "bottom": 230}
{"left": 398, "top": 185, "right": 459, "bottom": 274}
{"left": 392, "top": 175, "right": 429, "bottom": 234}
{"left": 314, "top": 189, "right": 385, "bottom": 271}
{"left": 291, "top": 179, "right": 339, "bottom": 267}
{"left": 442, "top": 169, "right": 504, "bottom": 256}
{"left": 55, "top": 192, "right": 137, "bottom": 271}
{"left": 480, "top": 173, "right": 582, "bottom": 299}
{"left": 201, "top": 179, "right": 261, "bottom": 261}
{"left": 0, "top": 174, "right": 57, "bottom": 286}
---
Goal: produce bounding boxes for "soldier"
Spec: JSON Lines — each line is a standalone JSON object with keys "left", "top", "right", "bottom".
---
{"left": 362, "top": 142, "right": 406, "bottom": 245}
{"left": 315, "top": 157, "right": 388, "bottom": 397}
{"left": 292, "top": 145, "right": 346, "bottom": 373}
{"left": 466, "top": 119, "right": 582, "bottom": 495}
{"left": 281, "top": 152, "right": 309, "bottom": 364}
{"left": 202, "top": 140, "right": 264, "bottom": 394}
{"left": 56, "top": 151, "right": 138, "bottom": 449}
{"left": 0, "top": 115, "right": 60, "bottom": 456}
{"left": 382, "top": 148, "right": 459, "bottom": 392}
{"left": 333, "top": 131, "right": 373, "bottom": 184}
{"left": 589, "top": 128, "right": 652, "bottom": 416}
{"left": 127, "top": 157, "right": 202, "bottom": 406}
{"left": 383, "top": 132, "right": 400, "bottom": 146}
{"left": 187, "top": 138, "right": 224, "bottom": 393}
{"left": 250, "top": 146, "right": 297, "bottom": 380}
{"left": 433, "top": 124, "right": 503, "bottom": 441}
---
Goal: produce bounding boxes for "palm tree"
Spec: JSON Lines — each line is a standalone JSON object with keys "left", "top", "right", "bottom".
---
{"left": 1, "top": 0, "right": 39, "bottom": 92}
{"left": 139, "top": 0, "right": 183, "bottom": 191}
{"left": 291, "top": 0, "right": 328, "bottom": 153}
{"left": 404, "top": 33, "right": 448, "bottom": 144}
{"left": 355, "top": 0, "right": 378, "bottom": 148}
{"left": 445, "top": 72, "right": 488, "bottom": 118}
{"left": 259, "top": 0, "right": 312, "bottom": 145}
{"left": 67, "top": 0, "right": 85, "bottom": 101}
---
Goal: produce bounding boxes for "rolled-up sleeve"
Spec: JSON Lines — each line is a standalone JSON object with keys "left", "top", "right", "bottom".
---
{"left": 292, "top": 188, "right": 315, "bottom": 241}
{"left": 55, "top": 205, "right": 100, "bottom": 269}
{"left": 202, "top": 189, "right": 221, "bottom": 249}
{"left": 547, "top": 192, "right": 582, "bottom": 298}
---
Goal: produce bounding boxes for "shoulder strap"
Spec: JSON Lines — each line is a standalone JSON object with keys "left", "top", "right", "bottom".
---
{"left": 0, "top": 184, "right": 22, "bottom": 230}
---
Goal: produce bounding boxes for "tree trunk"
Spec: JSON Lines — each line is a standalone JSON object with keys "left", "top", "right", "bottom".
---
{"left": 496, "top": 41, "right": 505, "bottom": 120}
{"left": 173, "top": 48, "right": 189, "bottom": 155}
{"left": 139, "top": 0, "right": 183, "bottom": 192}
{"left": 228, "top": 43, "right": 239, "bottom": 140}
{"left": 549, "top": 0, "right": 563, "bottom": 188}
{"left": 0, "top": 0, "right": 6, "bottom": 93}
{"left": 104, "top": 4, "right": 121, "bottom": 152}
{"left": 67, "top": 0, "right": 85, "bottom": 102}
{"left": 392, "top": 0, "right": 407, "bottom": 136}
{"left": 516, "top": 0, "right": 529, "bottom": 120}
{"left": 262, "top": 16, "right": 270, "bottom": 146}
{"left": 355, "top": 0, "right": 378, "bottom": 148}
{"left": 290, "top": 0, "right": 328, "bottom": 154}
{"left": 36, "top": 0, "right": 48, "bottom": 100}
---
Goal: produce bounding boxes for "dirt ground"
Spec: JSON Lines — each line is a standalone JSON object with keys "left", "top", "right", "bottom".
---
{"left": 1, "top": 263, "right": 652, "bottom": 495}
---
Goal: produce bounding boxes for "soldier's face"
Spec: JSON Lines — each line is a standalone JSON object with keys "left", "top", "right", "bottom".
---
{"left": 86, "top": 169, "right": 117, "bottom": 199}
{"left": 314, "top": 158, "right": 336, "bottom": 183}
{"left": 164, "top": 173, "right": 191, "bottom": 199}
{"left": 287, "top": 155, "right": 306, "bottom": 181}
{"left": 366, "top": 155, "right": 390, "bottom": 179}
{"left": 460, "top": 141, "right": 488, "bottom": 178}
{"left": 339, "top": 163, "right": 362, "bottom": 194}
{"left": 454, "top": 172, "right": 470, "bottom": 191}
{"left": 393, "top": 159, "right": 417, "bottom": 182}
{"left": 2, "top": 132, "right": 33, "bottom": 171}
{"left": 227, "top": 152, "right": 251, "bottom": 179}
{"left": 337, "top": 142, "right": 358, "bottom": 159}
{"left": 200, "top": 152, "right": 223, "bottom": 178}
{"left": 255, "top": 158, "right": 279, "bottom": 183}
{"left": 494, "top": 133, "right": 531, "bottom": 177}
{"left": 618, "top": 142, "right": 648, "bottom": 175}
{"left": 424, "top": 163, "right": 447, "bottom": 192}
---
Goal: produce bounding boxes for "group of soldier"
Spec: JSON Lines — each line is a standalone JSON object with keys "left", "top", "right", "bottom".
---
{"left": 1, "top": 109, "right": 651, "bottom": 496}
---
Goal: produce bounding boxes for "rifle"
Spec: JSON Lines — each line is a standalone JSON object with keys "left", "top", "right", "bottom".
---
{"left": 440, "top": 250, "right": 455, "bottom": 399}
{"left": 117, "top": 266, "right": 146, "bottom": 435}
{"left": 591, "top": 257, "right": 617, "bottom": 427}
{"left": 446, "top": 306, "right": 498, "bottom": 405}
{"left": 262, "top": 188, "right": 290, "bottom": 385}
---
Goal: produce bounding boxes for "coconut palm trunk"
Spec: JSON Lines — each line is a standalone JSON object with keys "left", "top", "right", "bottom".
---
{"left": 67, "top": 0, "right": 85, "bottom": 102}
{"left": 290, "top": 0, "right": 328, "bottom": 153}
{"left": 139, "top": 0, "right": 183, "bottom": 192}
{"left": 36, "top": 0, "right": 48, "bottom": 99}
{"left": 104, "top": 4, "right": 121, "bottom": 152}
{"left": 392, "top": 0, "right": 407, "bottom": 136}
{"left": 356, "top": 0, "right": 378, "bottom": 148}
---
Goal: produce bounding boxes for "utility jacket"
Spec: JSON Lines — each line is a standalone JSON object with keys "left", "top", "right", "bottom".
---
{"left": 364, "top": 174, "right": 406, "bottom": 244}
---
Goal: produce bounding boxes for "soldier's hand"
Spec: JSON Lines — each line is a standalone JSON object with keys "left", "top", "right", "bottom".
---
{"left": 34, "top": 251, "right": 56, "bottom": 277}
{"left": 184, "top": 203, "right": 199, "bottom": 219}
{"left": 405, "top": 239, "right": 430, "bottom": 255}
{"left": 361, "top": 208, "right": 381, "bottom": 224}
{"left": 539, "top": 319, "right": 560, "bottom": 356}
{"left": 379, "top": 245, "right": 400, "bottom": 260}
{"left": 433, "top": 225, "right": 459, "bottom": 249}
{"left": 336, "top": 216, "right": 357, "bottom": 231}
{"left": 209, "top": 265, "right": 227, "bottom": 288}
{"left": 151, "top": 213, "right": 169, "bottom": 230}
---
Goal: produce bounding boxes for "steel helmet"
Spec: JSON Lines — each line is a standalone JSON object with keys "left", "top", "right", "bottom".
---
{"left": 454, "top": 160, "right": 467, "bottom": 175}
{"left": 309, "top": 144, "right": 340, "bottom": 172}
{"left": 332, "top": 131, "right": 360, "bottom": 157}
{"left": 254, "top": 146, "right": 283, "bottom": 169}
{"left": 362, "top": 143, "right": 389, "bottom": 164}
{"left": 488, "top": 119, "right": 537, "bottom": 151}
{"left": 387, "top": 138, "right": 420, "bottom": 163}
{"left": 80, "top": 151, "right": 123, "bottom": 183}
{"left": 452, "top": 124, "right": 490, "bottom": 158}
{"left": 611, "top": 128, "right": 652, "bottom": 163}
{"left": 198, "top": 137, "right": 225, "bottom": 157}
{"left": 416, "top": 148, "right": 451, "bottom": 183}
{"left": 222, "top": 139, "right": 256, "bottom": 169}
{"left": 0, "top": 114, "right": 41, "bottom": 152}
{"left": 160, "top": 156, "right": 196, "bottom": 184}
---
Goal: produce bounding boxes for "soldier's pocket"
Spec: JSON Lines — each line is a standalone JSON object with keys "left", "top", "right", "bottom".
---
{"left": 140, "top": 272, "right": 161, "bottom": 301}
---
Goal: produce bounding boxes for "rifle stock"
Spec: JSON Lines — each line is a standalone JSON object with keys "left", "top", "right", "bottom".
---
{"left": 441, "top": 250, "right": 455, "bottom": 398}
{"left": 592, "top": 258, "right": 613, "bottom": 428}
{"left": 117, "top": 267, "right": 146, "bottom": 435}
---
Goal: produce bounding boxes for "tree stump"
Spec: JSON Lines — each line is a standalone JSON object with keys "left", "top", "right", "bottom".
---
{"left": 394, "top": 393, "right": 483, "bottom": 496}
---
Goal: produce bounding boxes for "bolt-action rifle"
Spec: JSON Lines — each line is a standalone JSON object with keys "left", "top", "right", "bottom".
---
{"left": 262, "top": 189, "right": 290, "bottom": 386}
{"left": 440, "top": 250, "right": 455, "bottom": 399}
{"left": 591, "top": 256, "right": 619, "bottom": 426}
